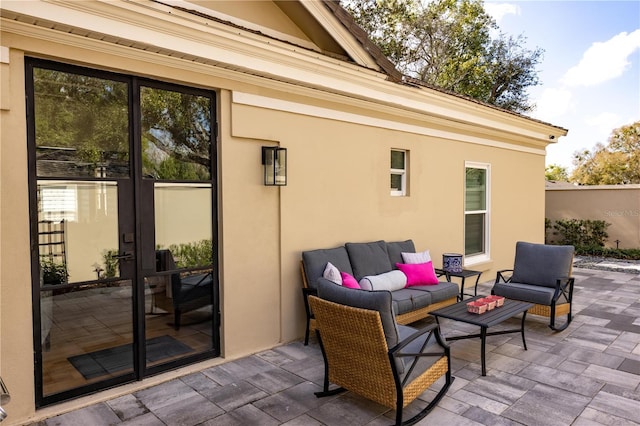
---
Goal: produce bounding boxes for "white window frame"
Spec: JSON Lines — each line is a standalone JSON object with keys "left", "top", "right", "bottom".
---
{"left": 464, "top": 162, "right": 491, "bottom": 265}
{"left": 390, "top": 149, "right": 407, "bottom": 196}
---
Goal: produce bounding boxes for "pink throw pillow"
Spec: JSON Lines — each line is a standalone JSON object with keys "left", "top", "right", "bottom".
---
{"left": 340, "top": 272, "right": 360, "bottom": 289}
{"left": 396, "top": 261, "right": 439, "bottom": 286}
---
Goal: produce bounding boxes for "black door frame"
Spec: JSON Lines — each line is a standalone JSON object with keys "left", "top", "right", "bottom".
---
{"left": 26, "top": 58, "right": 220, "bottom": 408}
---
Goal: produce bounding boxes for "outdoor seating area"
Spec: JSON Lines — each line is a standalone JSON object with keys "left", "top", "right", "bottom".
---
{"left": 37, "top": 266, "right": 640, "bottom": 426}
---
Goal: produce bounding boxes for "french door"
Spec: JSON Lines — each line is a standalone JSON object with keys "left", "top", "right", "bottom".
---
{"left": 26, "top": 58, "right": 219, "bottom": 406}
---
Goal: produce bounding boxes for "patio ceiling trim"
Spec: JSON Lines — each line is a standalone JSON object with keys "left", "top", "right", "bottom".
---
{"left": 233, "top": 91, "right": 547, "bottom": 156}
{"left": 1, "top": 0, "right": 566, "bottom": 144}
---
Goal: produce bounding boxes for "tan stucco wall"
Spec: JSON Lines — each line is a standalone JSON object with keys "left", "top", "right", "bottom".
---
{"left": 0, "top": 29, "right": 553, "bottom": 425}
{"left": 546, "top": 186, "right": 640, "bottom": 249}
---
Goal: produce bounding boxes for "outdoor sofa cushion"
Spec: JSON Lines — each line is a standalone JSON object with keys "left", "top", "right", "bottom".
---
{"left": 345, "top": 240, "right": 393, "bottom": 280}
{"left": 302, "top": 247, "right": 353, "bottom": 290}
{"left": 511, "top": 242, "right": 574, "bottom": 288}
{"left": 359, "top": 270, "right": 407, "bottom": 291}
{"left": 386, "top": 240, "right": 417, "bottom": 268}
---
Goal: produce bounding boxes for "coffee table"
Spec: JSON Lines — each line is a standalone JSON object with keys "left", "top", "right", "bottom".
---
{"left": 430, "top": 296, "right": 533, "bottom": 376}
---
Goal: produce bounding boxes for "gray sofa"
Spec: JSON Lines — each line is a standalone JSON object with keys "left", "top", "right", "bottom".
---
{"left": 301, "top": 240, "right": 459, "bottom": 345}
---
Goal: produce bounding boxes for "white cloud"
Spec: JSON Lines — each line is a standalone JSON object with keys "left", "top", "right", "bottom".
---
{"left": 484, "top": 3, "right": 521, "bottom": 23}
{"left": 585, "top": 112, "right": 625, "bottom": 140}
{"left": 531, "top": 87, "right": 573, "bottom": 121}
{"left": 561, "top": 29, "right": 640, "bottom": 87}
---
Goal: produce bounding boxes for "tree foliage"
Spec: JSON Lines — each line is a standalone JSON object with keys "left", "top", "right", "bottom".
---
{"left": 545, "top": 164, "right": 569, "bottom": 181}
{"left": 342, "top": 0, "right": 543, "bottom": 113}
{"left": 570, "top": 121, "right": 640, "bottom": 185}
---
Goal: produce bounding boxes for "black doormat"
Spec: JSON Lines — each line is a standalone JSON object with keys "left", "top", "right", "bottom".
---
{"left": 68, "top": 335, "right": 193, "bottom": 380}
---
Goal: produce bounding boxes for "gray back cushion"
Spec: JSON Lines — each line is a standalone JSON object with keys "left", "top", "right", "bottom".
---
{"left": 345, "top": 241, "right": 392, "bottom": 281}
{"left": 511, "top": 241, "right": 574, "bottom": 288}
{"left": 386, "top": 240, "right": 416, "bottom": 268}
{"left": 302, "top": 247, "right": 353, "bottom": 290}
{"left": 316, "top": 278, "right": 399, "bottom": 349}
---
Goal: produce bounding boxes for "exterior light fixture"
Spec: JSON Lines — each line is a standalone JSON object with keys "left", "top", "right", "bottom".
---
{"left": 262, "top": 146, "right": 287, "bottom": 186}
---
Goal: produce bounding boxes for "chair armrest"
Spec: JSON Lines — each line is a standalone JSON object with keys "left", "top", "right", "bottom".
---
{"left": 390, "top": 322, "right": 450, "bottom": 356}
{"left": 495, "top": 269, "right": 513, "bottom": 284}
{"left": 552, "top": 276, "right": 575, "bottom": 302}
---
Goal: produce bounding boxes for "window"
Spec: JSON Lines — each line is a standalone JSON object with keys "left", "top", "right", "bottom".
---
{"left": 465, "top": 162, "right": 490, "bottom": 263}
{"left": 390, "top": 149, "right": 407, "bottom": 196}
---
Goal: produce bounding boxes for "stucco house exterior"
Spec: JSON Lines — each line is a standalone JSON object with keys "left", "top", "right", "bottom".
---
{"left": 546, "top": 181, "right": 640, "bottom": 249}
{"left": 1, "top": 1, "right": 567, "bottom": 423}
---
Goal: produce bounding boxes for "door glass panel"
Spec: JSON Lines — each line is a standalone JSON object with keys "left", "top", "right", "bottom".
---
{"left": 140, "top": 87, "right": 211, "bottom": 180}
{"left": 146, "top": 183, "right": 214, "bottom": 364}
{"left": 38, "top": 180, "right": 133, "bottom": 396}
{"left": 33, "top": 68, "right": 129, "bottom": 178}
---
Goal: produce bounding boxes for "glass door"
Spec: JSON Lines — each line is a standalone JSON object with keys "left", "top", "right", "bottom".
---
{"left": 27, "top": 59, "right": 219, "bottom": 407}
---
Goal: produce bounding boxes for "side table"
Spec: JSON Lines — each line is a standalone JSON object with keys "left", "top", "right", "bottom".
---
{"left": 436, "top": 268, "right": 482, "bottom": 301}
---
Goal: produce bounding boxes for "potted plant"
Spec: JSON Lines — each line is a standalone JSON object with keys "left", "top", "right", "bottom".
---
{"left": 40, "top": 256, "right": 68, "bottom": 285}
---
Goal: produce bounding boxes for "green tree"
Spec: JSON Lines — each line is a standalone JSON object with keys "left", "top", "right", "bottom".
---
{"left": 570, "top": 121, "right": 640, "bottom": 185}
{"left": 545, "top": 164, "right": 569, "bottom": 181}
{"left": 342, "top": 0, "right": 543, "bottom": 113}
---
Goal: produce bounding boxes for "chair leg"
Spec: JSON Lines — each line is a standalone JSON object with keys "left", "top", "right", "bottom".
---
{"left": 304, "top": 317, "right": 310, "bottom": 346}
{"left": 397, "top": 374, "right": 455, "bottom": 426}
{"left": 174, "top": 309, "right": 181, "bottom": 331}
{"left": 548, "top": 303, "right": 572, "bottom": 332}
{"left": 313, "top": 332, "right": 346, "bottom": 397}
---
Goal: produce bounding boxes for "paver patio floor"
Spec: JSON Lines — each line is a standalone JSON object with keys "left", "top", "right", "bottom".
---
{"left": 36, "top": 267, "right": 640, "bottom": 425}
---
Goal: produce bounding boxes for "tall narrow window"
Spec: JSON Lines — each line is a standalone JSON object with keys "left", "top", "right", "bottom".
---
{"left": 390, "top": 149, "right": 407, "bottom": 196}
{"left": 465, "top": 162, "right": 490, "bottom": 263}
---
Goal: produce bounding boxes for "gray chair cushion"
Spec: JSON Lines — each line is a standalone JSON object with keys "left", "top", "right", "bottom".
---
{"left": 391, "top": 289, "right": 432, "bottom": 314}
{"left": 511, "top": 242, "right": 574, "bottom": 288}
{"left": 316, "top": 278, "right": 399, "bottom": 349}
{"left": 302, "top": 247, "right": 353, "bottom": 290}
{"left": 410, "top": 282, "right": 459, "bottom": 303}
{"left": 346, "top": 241, "right": 393, "bottom": 280}
{"left": 493, "top": 282, "right": 556, "bottom": 305}
{"left": 386, "top": 240, "right": 416, "bottom": 269}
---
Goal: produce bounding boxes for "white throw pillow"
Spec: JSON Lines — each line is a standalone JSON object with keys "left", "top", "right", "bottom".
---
{"left": 322, "top": 262, "right": 342, "bottom": 284}
{"left": 359, "top": 270, "right": 407, "bottom": 291}
{"left": 401, "top": 249, "right": 431, "bottom": 264}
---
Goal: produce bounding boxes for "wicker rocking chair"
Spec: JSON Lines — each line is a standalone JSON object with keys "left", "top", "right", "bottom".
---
{"left": 492, "top": 241, "right": 575, "bottom": 331}
{"left": 309, "top": 279, "right": 453, "bottom": 426}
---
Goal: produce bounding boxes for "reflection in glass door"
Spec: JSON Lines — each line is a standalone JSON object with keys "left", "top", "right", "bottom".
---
{"left": 139, "top": 85, "right": 216, "bottom": 371}
{"left": 27, "top": 59, "right": 218, "bottom": 406}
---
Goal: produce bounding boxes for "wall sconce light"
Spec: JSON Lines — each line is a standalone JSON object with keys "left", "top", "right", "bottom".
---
{"left": 262, "top": 146, "right": 287, "bottom": 186}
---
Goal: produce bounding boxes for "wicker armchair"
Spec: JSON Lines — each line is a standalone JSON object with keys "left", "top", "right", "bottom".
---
{"left": 309, "top": 279, "right": 453, "bottom": 426}
{"left": 492, "top": 241, "right": 575, "bottom": 331}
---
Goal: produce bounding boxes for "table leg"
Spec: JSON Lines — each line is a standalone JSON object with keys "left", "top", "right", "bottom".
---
{"left": 473, "top": 274, "right": 481, "bottom": 296}
{"left": 458, "top": 277, "right": 466, "bottom": 301}
{"left": 481, "top": 326, "right": 487, "bottom": 376}
{"left": 521, "top": 311, "right": 528, "bottom": 350}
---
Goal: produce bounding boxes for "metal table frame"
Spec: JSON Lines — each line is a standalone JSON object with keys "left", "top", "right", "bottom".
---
{"left": 430, "top": 296, "right": 533, "bottom": 376}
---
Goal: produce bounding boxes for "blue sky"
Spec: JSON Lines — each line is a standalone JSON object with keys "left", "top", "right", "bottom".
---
{"left": 484, "top": 0, "right": 640, "bottom": 172}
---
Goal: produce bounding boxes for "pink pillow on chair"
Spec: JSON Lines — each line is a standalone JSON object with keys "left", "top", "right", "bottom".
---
{"left": 396, "top": 261, "right": 439, "bottom": 286}
{"left": 340, "top": 272, "right": 361, "bottom": 289}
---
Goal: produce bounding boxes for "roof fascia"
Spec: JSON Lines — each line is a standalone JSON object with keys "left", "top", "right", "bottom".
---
{"left": 1, "top": 0, "right": 565, "bottom": 144}
{"left": 296, "top": 0, "right": 381, "bottom": 71}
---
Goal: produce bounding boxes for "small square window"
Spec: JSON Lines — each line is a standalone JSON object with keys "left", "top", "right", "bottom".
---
{"left": 390, "top": 150, "right": 407, "bottom": 196}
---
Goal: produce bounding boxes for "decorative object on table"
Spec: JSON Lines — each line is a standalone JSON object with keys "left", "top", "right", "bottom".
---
{"left": 485, "top": 295, "right": 505, "bottom": 307}
{"left": 478, "top": 297, "right": 497, "bottom": 310}
{"left": 466, "top": 300, "right": 488, "bottom": 314}
{"left": 442, "top": 253, "right": 463, "bottom": 273}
